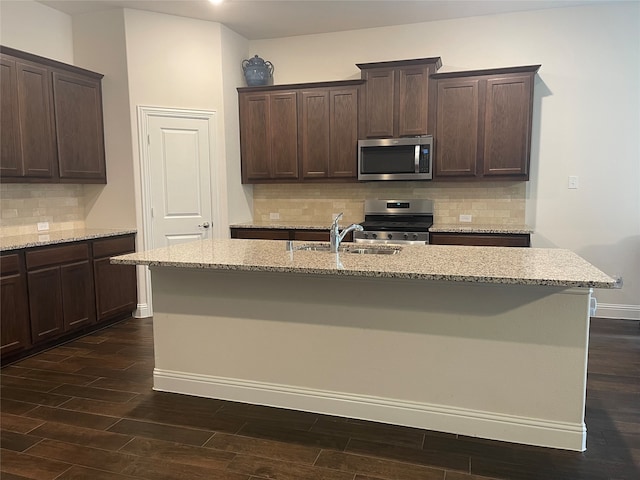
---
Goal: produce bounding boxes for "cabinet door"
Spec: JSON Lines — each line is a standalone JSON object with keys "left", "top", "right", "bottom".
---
{"left": 240, "top": 92, "right": 271, "bottom": 181}
{"left": 270, "top": 92, "right": 298, "bottom": 179}
{"left": 397, "top": 66, "right": 429, "bottom": 137}
{"left": 61, "top": 260, "right": 95, "bottom": 330}
{"left": 362, "top": 68, "right": 395, "bottom": 138}
{"left": 28, "top": 267, "right": 64, "bottom": 343}
{"left": 435, "top": 78, "right": 480, "bottom": 177}
{"left": 92, "top": 235, "right": 137, "bottom": 321}
{"left": 300, "top": 89, "right": 330, "bottom": 178}
{"left": 10, "top": 59, "right": 57, "bottom": 179}
{"left": 483, "top": 75, "right": 532, "bottom": 178}
{"left": 0, "top": 56, "right": 22, "bottom": 177}
{"left": 93, "top": 258, "right": 137, "bottom": 321}
{"left": 329, "top": 88, "right": 358, "bottom": 178}
{"left": 0, "top": 254, "right": 31, "bottom": 357}
{"left": 52, "top": 71, "right": 106, "bottom": 182}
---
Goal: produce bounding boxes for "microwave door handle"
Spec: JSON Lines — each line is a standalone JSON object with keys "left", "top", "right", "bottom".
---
{"left": 414, "top": 145, "right": 420, "bottom": 173}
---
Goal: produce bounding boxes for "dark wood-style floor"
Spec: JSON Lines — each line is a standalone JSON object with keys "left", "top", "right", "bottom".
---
{"left": 1, "top": 317, "right": 638, "bottom": 480}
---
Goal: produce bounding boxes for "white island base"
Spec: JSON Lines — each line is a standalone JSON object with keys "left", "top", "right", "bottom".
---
{"left": 149, "top": 266, "right": 592, "bottom": 452}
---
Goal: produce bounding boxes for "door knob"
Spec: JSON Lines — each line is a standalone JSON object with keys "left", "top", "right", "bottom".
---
{"left": 198, "top": 222, "right": 210, "bottom": 229}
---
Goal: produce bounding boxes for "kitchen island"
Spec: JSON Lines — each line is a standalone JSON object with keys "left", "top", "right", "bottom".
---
{"left": 112, "top": 239, "right": 614, "bottom": 451}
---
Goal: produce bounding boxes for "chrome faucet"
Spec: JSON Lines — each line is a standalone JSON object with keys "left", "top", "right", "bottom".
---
{"left": 330, "top": 213, "right": 363, "bottom": 253}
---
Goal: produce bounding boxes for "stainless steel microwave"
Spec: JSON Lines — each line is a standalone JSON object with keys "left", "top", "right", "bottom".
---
{"left": 358, "top": 136, "right": 433, "bottom": 181}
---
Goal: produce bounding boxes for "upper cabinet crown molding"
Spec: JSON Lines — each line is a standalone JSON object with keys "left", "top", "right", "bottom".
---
{"left": 0, "top": 46, "right": 107, "bottom": 184}
{"left": 430, "top": 64, "right": 541, "bottom": 80}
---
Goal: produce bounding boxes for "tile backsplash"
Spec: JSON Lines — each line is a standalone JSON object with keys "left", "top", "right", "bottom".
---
{"left": 253, "top": 182, "right": 526, "bottom": 226}
{"left": 0, "top": 184, "right": 86, "bottom": 237}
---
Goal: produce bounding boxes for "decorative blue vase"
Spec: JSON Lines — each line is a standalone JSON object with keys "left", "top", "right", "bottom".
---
{"left": 242, "top": 55, "right": 274, "bottom": 86}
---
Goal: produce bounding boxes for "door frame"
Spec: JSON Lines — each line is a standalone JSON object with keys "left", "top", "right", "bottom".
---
{"left": 137, "top": 106, "right": 224, "bottom": 316}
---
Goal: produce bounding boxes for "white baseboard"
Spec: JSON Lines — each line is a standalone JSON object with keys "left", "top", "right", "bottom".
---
{"left": 134, "top": 303, "right": 152, "bottom": 319}
{"left": 595, "top": 303, "right": 640, "bottom": 320}
{"left": 153, "top": 368, "right": 586, "bottom": 451}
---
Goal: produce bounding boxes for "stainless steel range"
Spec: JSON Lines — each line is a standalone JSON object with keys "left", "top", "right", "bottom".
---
{"left": 353, "top": 199, "right": 434, "bottom": 245}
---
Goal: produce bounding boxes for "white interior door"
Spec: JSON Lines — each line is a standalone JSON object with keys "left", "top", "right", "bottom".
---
{"left": 148, "top": 114, "right": 213, "bottom": 248}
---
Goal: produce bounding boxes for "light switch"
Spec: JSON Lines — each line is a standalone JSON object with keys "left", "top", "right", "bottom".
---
{"left": 568, "top": 176, "right": 579, "bottom": 189}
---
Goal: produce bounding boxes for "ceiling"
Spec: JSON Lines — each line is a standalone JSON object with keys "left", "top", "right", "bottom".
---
{"left": 38, "top": 0, "right": 603, "bottom": 40}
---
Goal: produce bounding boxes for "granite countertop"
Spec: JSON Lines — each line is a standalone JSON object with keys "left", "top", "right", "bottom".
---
{"left": 0, "top": 228, "right": 137, "bottom": 251}
{"left": 112, "top": 238, "right": 613, "bottom": 288}
{"left": 429, "top": 224, "right": 533, "bottom": 234}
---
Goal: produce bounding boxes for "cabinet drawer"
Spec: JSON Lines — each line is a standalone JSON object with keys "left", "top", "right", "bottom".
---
{"left": 231, "top": 228, "right": 291, "bottom": 240}
{"left": 93, "top": 235, "right": 135, "bottom": 258}
{"left": 1, "top": 253, "right": 21, "bottom": 275}
{"left": 26, "top": 243, "right": 89, "bottom": 270}
{"left": 430, "top": 233, "right": 530, "bottom": 247}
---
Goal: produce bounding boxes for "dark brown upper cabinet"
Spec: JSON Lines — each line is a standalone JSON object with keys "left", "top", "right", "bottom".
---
{"left": 52, "top": 70, "right": 106, "bottom": 181}
{"left": 239, "top": 89, "right": 299, "bottom": 182}
{"left": 238, "top": 80, "right": 363, "bottom": 184}
{"left": 1, "top": 55, "right": 57, "bottom": 179}
{"left": 356, "top": 58, "right": 442, "bottom": 138}
{"left": 432, "top": 65, "right": 540, "bottom": 180}
{"left": 0, "top": 46, "right": 106, "bottom": 184}
{"left": 299, "top": 84, "right": 359, "bottom": 179}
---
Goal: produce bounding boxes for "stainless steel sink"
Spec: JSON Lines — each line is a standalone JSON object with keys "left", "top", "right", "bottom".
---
{"left": 296, "top": 243, "right": 402, "bottom": 255}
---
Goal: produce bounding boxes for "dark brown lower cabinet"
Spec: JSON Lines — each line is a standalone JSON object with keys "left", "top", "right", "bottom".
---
{"left": 92, "top": 235, "right": 137, "bottom": 321}
{"left": 1, "top": 234, "right": 136, "bottom": 364}
{"left": 0, "top": 252, "right": 31, "bottom": 357}
{"left": 230, "top": 227, "right": 348, "bottom": 243}
{"left": 429, "top": 232, "right": 530, "bottom": 247}
{"left": 27, "top": 266, "right": 65, "bottom": 343}
{"left": 26, "top": 243, "right": 95, "bottom": 344}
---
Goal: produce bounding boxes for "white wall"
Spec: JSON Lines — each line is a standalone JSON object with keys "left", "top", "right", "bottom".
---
{"left": 120, "top": 9, "right": 246, "bottom": 314}
{"left": 72, "top": 9, "right": 137, "bottom": 231}
{"left": 220, "top": 25, "right": 253, "bottom": 225}
{"left": 249, "top": 2, "right": 640, "bottom": 318}
{"left": 0, "top": 0, "right": 73, "bottom": 63}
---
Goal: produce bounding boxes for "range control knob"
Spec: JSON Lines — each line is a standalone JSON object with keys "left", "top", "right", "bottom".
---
{"left": 387, "top": 233, "right": 393, "bottom": 240}
{"left": 412, "top": 233, "right": 418, "bottom": 240}
{"left": 372, "top": 233, "right": 377, "bottom": 239}
{"left": 403, "top": 233, "right": 409, "bottom": 240}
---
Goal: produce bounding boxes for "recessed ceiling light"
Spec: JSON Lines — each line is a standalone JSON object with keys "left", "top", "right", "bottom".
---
{"left": 208, "top": 0, "right": 224, "bottom": 5}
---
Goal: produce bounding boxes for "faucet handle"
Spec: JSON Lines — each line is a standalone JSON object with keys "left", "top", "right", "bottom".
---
{"left": 332, "top": 212, "right": 344, "bottom": 228}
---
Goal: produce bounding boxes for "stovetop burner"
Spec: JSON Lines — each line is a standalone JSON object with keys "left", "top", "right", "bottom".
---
{"left": 354, "top": 199, "right": 434, "bottom": 245}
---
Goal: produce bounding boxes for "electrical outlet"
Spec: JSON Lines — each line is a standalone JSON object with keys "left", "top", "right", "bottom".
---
{"left": 568, "top": 176, "right": 579, "bottom": 189}
{"left": 613, "top": 275, "right": 623, "bottom": 289}
{"left": 37, "top": 221, "right": 49, "bottom": 231}
{"left": 459, "top": 214, "right": 472, "bottom": 223}
{"left": 269, "top": 212, "right": 280, "bottom": 220}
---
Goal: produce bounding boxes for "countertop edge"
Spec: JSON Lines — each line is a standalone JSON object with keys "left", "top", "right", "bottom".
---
{"left": 1, "top": 229, "right": 137, "bottom": 252}
{"left": 110, "top": 256, "right": 612, "bottom": 289}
